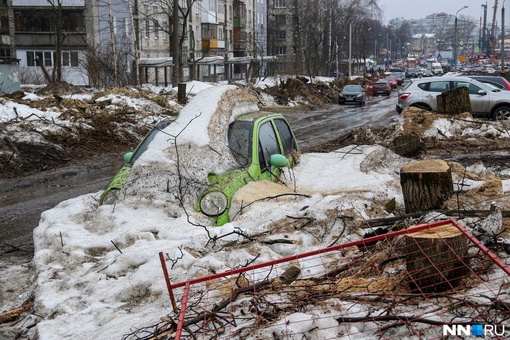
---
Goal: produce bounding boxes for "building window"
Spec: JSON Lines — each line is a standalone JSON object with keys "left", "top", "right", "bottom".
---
{"left": 144, "top": 19, "right": 150, "bottom": 38}
{"left": 162, "top": 21, "right": 168, "bottom": 40}
{"left": 154, "top": 20, "right": 159, "bottom": 39}
{"left": 276, "top": 30, "right": 286, "bottom": 39}
{"left": 275, "top": 15, "right": 286, "bottom": 25}
{"left": 0, "top": 48, "right": 11, "bottom": 59}
{"left": 62, "top": 51, "right": 79, "bottom": 67}
{"left": 274, "top": 0, "right": 285, "bottom": 8}
{"left": 26, "top": 51, "right": 51, "bottom": 67}
{"left": 275, "top": 46, "right": 286, "bottom": 55}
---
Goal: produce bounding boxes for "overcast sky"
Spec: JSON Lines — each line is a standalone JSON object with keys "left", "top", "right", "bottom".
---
{"left": 379, "top": 0, "right": 502, "bottom": 24}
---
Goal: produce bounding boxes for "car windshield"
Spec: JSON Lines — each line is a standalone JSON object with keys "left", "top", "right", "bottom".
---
{"left": 343, "top": 85, "right": 361, "bottom": 91}
{"left": 228, "top": 120, "right": 254, "bottom": 167}
{"left": 128, "top": 119, "right": 173, "bottom": 166}
{"left": 477, "top": 81, "right": 500, "bottom": 92}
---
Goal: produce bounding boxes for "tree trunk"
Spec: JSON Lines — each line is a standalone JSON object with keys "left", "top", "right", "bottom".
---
{"left": 400, "top": 159, "right": 453, "bottom": 214}
{"left": 437, "top": 86, "right": 472, "bottom": 115}
{"left": 405, "top": 223, "right": 469, "bottom": 293}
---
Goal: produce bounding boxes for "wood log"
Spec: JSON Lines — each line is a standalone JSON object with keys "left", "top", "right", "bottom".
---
{"left": 405, "top": 223, "right": 469, "bottom": 293}
{"left": 391, "top": 134, "right": 425, "bottom": 157}
{"left": 437, "top": 86, "right": 472, "bottom": 115}
{"left": 400, "top": 159, "right": 453, "bottom": 214}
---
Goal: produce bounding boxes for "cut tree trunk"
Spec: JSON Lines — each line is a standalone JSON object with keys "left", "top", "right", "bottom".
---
{"left": 400, "top": 159, "right": 453, "bottom": 214}
{"left": 405, "top": 223, "right": 469, "bottom": 293}
{"left": 392, "top": 134, "right": 425, "bottom": 157}
{"left": 437, "top": 86, "right": 472, "bottom": 115}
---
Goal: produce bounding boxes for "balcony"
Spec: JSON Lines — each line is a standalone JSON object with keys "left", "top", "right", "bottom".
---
{"left": 202, "top": 38, "right": 225, "bottom": 51}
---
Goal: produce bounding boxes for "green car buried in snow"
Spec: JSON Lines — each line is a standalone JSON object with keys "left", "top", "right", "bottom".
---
{"left": 100, "top": 112, "right": 300, "bottom": 226}
{"left": 198, "top": 112, "right": 300, "bottom": 225}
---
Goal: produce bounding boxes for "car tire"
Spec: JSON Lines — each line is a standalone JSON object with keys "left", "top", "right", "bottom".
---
{"left": 492, "top": 106, "right": 510, "bottom": 120}
{"left": 412, "top": 103, "right": 432, "bottom": 111}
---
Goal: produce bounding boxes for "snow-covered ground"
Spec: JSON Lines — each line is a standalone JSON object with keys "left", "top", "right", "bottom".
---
{"left": 2, "top": 80, "right": 510, "bottom": 339}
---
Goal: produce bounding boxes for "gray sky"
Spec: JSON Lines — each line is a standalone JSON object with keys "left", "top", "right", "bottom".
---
{"left": 379, "top": 0, "right": 502, "bottom": 24}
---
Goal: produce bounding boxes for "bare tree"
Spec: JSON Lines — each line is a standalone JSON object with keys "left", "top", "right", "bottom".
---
{"left": 46, "top": 0, "right": 65, "bottom": 83}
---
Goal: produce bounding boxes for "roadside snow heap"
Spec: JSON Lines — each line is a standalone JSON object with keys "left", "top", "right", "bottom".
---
{"left": 29, "top": 85, "right": 510, "bottom": 339}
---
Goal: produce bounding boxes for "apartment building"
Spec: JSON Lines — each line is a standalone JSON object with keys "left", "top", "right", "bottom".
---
{"left": 0, "top": 0, "right": 19, "bottom": 93}
{"left": 8, "top": 0, "right": 273, "bottom": 87}
{"left": 14, "top": 0, "right": 89, "bottom": 85}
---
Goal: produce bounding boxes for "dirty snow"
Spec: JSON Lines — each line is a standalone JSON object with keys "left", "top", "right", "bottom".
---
{"left": 2, "top": 81, "right": 510, "bottom": 339}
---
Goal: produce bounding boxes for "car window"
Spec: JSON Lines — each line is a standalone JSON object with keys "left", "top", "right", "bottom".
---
{"left": 343, "top": 85, "right": 361, "bottom": 91}
{"left": 427, "top": 81, "right": 450, "bottom": 93}
{"left": 228, "top": 120, "right": 253, "bottom": 167}
{"left": 479, "top": 80, "right": 504, "bottom": 89}
{"left": 453, "top": 81, "right": 484, "bottom": 94}
{"left": 274, "top": 118, "right": 297, "bottom": 156}
{"left": 258, "top": 121, "right": 281, "bottom": 171}
{"left": 128, "top": 119, "right": 172, "bottom": 166}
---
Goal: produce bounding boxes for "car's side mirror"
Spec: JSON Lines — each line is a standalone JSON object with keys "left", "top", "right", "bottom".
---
{"left": 123, "top": 152, "right": 134, "bottom": 163}
{"left": 477, "top": 90, "right": 487, "bottom": 96}
{"left": 269, "top": 154, "right": 288, "bottom": 168}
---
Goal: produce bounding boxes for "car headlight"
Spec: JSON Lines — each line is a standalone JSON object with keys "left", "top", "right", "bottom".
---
{"left": 339, "top": 93, "right": 345, "bottom": 98}
{"left": 200, "top": 191, "right": 228, "bottom": 216}
{"left": 101, "top": 189, "right": 120, "bottom": 205}
{"left": 356, "top": 94, "right": 362, "bottom": 97}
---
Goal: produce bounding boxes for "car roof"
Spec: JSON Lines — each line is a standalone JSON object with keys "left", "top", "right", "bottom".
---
{"left": 234, "top": 111, "right": 286, "bottom": 122}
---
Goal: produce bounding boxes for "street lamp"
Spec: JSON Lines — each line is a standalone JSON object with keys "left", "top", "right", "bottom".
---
{"left": 454, "top": 5, "right": 468, "bottom": 71}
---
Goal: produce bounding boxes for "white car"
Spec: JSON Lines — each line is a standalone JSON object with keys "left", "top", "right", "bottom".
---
{"left": 396, "top": 76, "right": 510, "bottom": 120}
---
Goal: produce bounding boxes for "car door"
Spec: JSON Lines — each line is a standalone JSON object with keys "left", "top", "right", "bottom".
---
{"left": 420, "top": 80, "right": 450, "bottom": 110}
{"left": 258, "top": 120, "right": 281, "bottom": 174}
{"left": 452, "top": 80, "right": 491, "bottom": 115}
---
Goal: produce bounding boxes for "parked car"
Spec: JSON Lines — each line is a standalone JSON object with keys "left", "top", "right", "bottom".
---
{"left": 101, "top": 111, "right": 301, "bottom": 226}
{"left": 373, "top": 79, "right": 392, "bottom": 96}
{"left": 100, "top": 118, "right": 175, "bottom": 205}
{"left": 338, "top": 84, "right": 366, "bottom": 105}
{"left": 467, "top": 76, "right": 510, "bottom": 91}
{"left": 385, "top": 76, "right": 398, "bottom": 89}
{"left": 396, "top": 76, "right": 510, "bottom": 120}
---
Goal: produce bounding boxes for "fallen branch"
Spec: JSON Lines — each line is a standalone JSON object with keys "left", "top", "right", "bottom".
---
{"left": 363, "top": 209, "right": 510, "bottom": 228}
{"left": 0, "top": 297, "right": 34, "bottom": 324}
{"left": 336, "top": 315, "right": 471, "bottom": 326}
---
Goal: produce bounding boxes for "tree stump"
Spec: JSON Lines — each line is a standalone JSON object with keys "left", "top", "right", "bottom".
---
{"left": 400, "top": 159, "right": 453, "bottom": 214}
{"left": 392, "top": 134, "right": 425, "bottom": 157}
{"left": 405, "top": 223, "right": 469, "bottom": 293}
{"left": 437, "top": 86, "right": 472, "bottom": 115}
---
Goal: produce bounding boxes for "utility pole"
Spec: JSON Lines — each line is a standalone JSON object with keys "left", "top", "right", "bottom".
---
{"left": 482, "top": 3, "right": 488, "bottom": 56}
{"left": 171, "top": 0, "right": 180, "bottom": 85}
{"left": 502, "top": 2, "right": 506, "bottom": 68}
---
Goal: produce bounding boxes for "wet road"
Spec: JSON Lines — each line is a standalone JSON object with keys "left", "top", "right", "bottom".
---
{"left": 0, "top": 94, "right": 399, "bottom": 244}
{"left": 283, "top": 93, "right": 398, "bottom": 151}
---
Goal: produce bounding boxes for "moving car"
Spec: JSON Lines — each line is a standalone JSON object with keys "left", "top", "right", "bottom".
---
{"left": 467, "top": 76, "right": 510, "bottom": 91}
{"left": 406, "top": 67, "right": 419, "bottom": 78}
{"left": 396, "top": 76, "right": 510, "bottom": 120}
{"left": 385, "top": 76, "right": 398, "bottom": 89}
{"left": 101, "top": 106, "right": 300, "bottom": 226}
{"left": 373, "top": 79, "right": 392, "bottom": 96}
{"left": 338, "top": 84, "right": 366, "bottom": 105}
{"left": 391, "top": 72, "right": 405, "bottom": 85}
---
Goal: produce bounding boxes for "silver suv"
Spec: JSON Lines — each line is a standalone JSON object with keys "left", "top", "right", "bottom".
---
{"left": 396, "top": 76, "right": 510, "bottom": 120}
